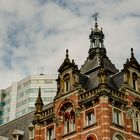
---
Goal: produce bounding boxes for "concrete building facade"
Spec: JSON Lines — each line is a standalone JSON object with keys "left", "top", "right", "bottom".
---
{"left": 0, "top": 74, "right": 57, "bottom": 125}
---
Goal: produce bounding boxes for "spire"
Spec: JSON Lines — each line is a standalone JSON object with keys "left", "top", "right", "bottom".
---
{"left": 35, "top": 87, "right": 44, "bottom": 113}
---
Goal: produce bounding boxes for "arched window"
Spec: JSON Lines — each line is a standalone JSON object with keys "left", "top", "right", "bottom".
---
{"left": 59, "top": 102, "right": 75, "bottom": 134}
{"left": 87, "top": 136, "right": 93, "bottom": 140}
{"left": 132, "top": 72, "right": 138, "bottom": 90}
{"left": 86, "top": 134, "right": 97, "bottom": 140}
{"left": 114, "top": 134, "right": 124, "bottom": 140}
{"left": 63, "top": 74, "right": 70, "bottom": 92}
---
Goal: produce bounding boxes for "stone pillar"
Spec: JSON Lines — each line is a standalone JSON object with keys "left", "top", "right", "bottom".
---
{"left": 99, "top": 95, "right": 111, "bottom": 140}
{"left": 56, "top": 125, "right": 62, "bottom": 140}
{"left": 34, "top": 125, "right": 42, "bottom": 140}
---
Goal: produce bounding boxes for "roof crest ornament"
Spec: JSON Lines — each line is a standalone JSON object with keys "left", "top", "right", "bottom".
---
{"left": 91, "top": 12, "right": 99, "bottom": 27}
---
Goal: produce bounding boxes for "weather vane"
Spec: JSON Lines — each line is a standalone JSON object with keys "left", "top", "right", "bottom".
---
{"left": 91, "top": 12, "right": 99, "bottom": 23}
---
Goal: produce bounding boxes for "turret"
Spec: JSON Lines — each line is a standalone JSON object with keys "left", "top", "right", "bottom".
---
{"left": 88, "top": 15, "right": 106, "bottom": 59}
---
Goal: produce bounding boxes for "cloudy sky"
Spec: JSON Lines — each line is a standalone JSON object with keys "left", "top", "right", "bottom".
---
{"left": 0, "top": 0, "right": 140, "bottom": 88}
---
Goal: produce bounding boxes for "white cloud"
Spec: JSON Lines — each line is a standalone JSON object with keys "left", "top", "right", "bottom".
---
{"left": 0, "top": 0, "right": 140, "bottom": 88}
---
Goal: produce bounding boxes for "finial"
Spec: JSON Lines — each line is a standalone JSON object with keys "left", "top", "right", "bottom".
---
{"left": 131, "top": 48, "right": 134, "bottom": 59}
{"left": 72, "top": 59, "right": 75, "bottom": 64}
{"left": 66, "top": 49, "right": 69, "bottom": 59}
{"left": 126, "top": 58, "right": 129, "bottom": 63}
{"left": 38, "top": 87, "right": 41, "bottom": 97}
{"left": 35, "top": 87, "right": 44, "bottom": 108}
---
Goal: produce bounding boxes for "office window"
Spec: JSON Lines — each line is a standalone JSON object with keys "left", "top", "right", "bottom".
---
{"left": 47, "top": 127, "right": 54, "bottom": 140}
{"left": 44, "top": 79, "right": 54, "bottom": 84}
{"left": 29, "top": 88, "right": 38, "bottom": 93}
{"left": 113, "top": 109, "right": 122, "bottom": 126}
{"left": 38, "top": 80, "right": 45, "bottom": 84}
{"left": 86, "top": 111, "right": 96, "bottom": 126}
{"left": 31, "top": 80, "right": 39, "bottom": 84}
{"left": 5, "top": 99, "right": 10, "bottom": 105}
{"left": 29, "top": 97, "right": 36, "bottom": 102}
{"left": 42, "top": 88, "right": 56, "bottom": 93}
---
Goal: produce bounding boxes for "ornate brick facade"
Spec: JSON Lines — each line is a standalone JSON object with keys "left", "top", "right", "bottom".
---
{"left": 33, "top": 21, "right": 140, "bottom": 140}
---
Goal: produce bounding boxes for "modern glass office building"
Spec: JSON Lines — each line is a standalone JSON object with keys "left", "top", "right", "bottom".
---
{"left": 0, "top": 74, "right": 57, "bottom": 125}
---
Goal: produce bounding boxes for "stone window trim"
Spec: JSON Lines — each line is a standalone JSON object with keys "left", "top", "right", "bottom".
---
{"left": 63, "top": 108, "right": 76, "bottom": 134}
{"left": 84, "top": 133, "right": 98, "bottom": 140}
{"left": 46, "top": 125, "right": 55, "bottom": 140}
{"left": 0, "top": 136, "right": 9, "bottom": 140}
{"left": 132, "top": 109, "right": 140, "bottom": 133}
{"left": 112, "top": 133, "right": 125, "bottom": 140}
{"left": 12, "top": 129, "right": 24, "bottom": 140}
{"left": 58, "top": 101, "right": 76, "bottom": 135}
{"left": 112, "top": 108, "right": 124, "bottom": 127}
{"left": 62, "top": 130, "right": 76, "bottom": 138}
{"left": 28, "top": 123, "right": 34, "bottom": 140}
{"left": 63, "top": 73, "right": 70, "bottom": 92}
{"left": 132, "top": 72, "right": 138, "bottom": 91}
{"left": 85, "top": 109, "right": 96, "bottom": 127}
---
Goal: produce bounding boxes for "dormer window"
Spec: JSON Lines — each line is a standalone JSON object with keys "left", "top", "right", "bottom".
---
{"left": 12, "top": 129, "right": 24, "bottom": 140}
{"left": 28, "top": 123, "right": 34, "bottom": 140}
{"left": 29, "top": 129, "right": 34, "bottom": 140}
{"left": 132, "top": 72, "right": 138, "bottom": 90}
{"left": 64, "top": 74, "right": 70, "bottom": 92}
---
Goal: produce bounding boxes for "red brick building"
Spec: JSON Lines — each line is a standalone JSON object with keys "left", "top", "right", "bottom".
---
{"left": 32, "top": 21, "right": 140, "bottom": 140}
